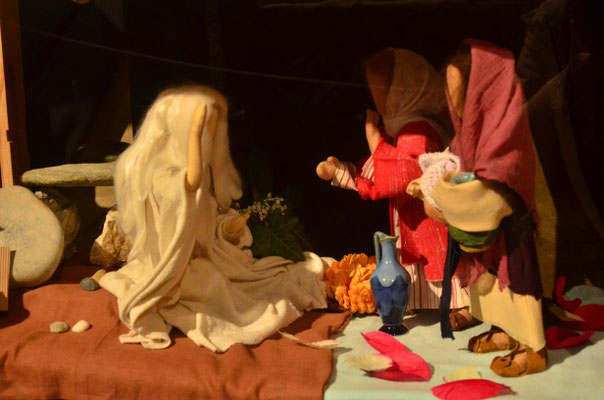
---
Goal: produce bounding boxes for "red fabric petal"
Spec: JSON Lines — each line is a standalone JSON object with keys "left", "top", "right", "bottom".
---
{"left": 361, "top": 331, "right": 406, "bottom": 353}
{"left": 555, "top": 276, "right": 581, "bottom": 312}
{"left": 431, "top": 379, "right": 512, "bottom": 400}
{"left": 370, "top": 350, "right": 432, "bottom": 381}
{"left": 545, "top": 327, "right": 594, "bottom": 349}
{"left": 372, "top": 369, "right": 428, "bottom": 381}
{"left": 564, "top": 304, "right": 604, "bottom": 331}
{"left": 362, "top": 331, "right": 431, "bottom": 381}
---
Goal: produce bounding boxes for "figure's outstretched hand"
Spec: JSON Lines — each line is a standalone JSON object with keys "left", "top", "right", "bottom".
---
{"left": 316, "top": 156, "right": 340, "bottom": 181}
{"left": 406, "top": 179, "right": 424, "bottom": 200}
{"left": 185, "top": 103, "right": 208, "bottom": 192}
{"left": 365, "top": 109, "right": 381, "bottom": 154}
{"left": 423, "top": 200, "right": 447, "bottom": 225}
{"left": 223, "top": 213, "right": 250, "bottom": 241}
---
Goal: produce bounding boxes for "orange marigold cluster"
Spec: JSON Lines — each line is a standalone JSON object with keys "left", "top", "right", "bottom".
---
{"left": 324, "top": 253, "right": 377, "bottom": 314}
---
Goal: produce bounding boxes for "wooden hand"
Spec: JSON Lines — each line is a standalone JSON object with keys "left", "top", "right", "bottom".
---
{"left": 185, "top": 104, "right": 221, "bottom": 192}
{"left": 185, "top": 103, "right": 207, "bottom": 192}
{"left": 406, "top": 180, "right": 424, "bottom": 200}
{"left": 223, "top": 214, "right": 250, "bottom": 240}
{"left": 423, "top": 200, "right": 447, "bottom": 224}
{"left": 316, "top": 156, "right": 340, "bottom": 181}
{"left": 365, "top": 109, "right": 381, "bottom": 154}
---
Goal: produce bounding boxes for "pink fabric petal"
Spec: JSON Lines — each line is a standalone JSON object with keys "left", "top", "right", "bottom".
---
{"left": 361, "top": 331, "right": 431, "bottom": 381}
{"left": 545, "top": 327, "right": 594, "bottom": 349}
{"left": 371, "top": 351, "right": 432, "bottom": 381}
{"left": 361, "top": 331, "right": 406, "bottom": 353}
{"left": 431, "top": 379, "right": 512, "bottom": 400}
{"left": 555, "top": 276, "right": 581, "bottom": 312}
{"left": 564, "top": 304, "right": 604, "bottom": 331}
{"left": 372, "top": 369, "right": 427, "bottom": 381}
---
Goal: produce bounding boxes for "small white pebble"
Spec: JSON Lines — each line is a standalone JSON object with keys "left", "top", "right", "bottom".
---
{"left": 72, "top": 320, "right": 91, "bottom": 333}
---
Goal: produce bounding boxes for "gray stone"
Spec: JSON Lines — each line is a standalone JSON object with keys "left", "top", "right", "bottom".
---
{"left": 89, "top": 209, "right": 131, "bottom": 268}
{"left": 50, "top": 321, "right": 69, "bottom": 333}
{"left": 35, "top": 188, "right": 80, "bottom": 247}
{"left": 80, "top": 277, "right": 100, "bottom": 291}
{"left": 21, "top": 162, "right": 115, "bottom": 187}
{"left": 0, "top": 186, "right": 64, "bottom": 287}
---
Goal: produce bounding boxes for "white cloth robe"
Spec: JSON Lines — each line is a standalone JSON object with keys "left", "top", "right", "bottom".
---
{"left": 101, "top": 166, "right": 328, "bottom": 352}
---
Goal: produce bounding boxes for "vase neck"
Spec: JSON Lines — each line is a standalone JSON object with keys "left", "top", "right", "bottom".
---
{"left": 379, "top": 239, "right": 397, "bottom": 260}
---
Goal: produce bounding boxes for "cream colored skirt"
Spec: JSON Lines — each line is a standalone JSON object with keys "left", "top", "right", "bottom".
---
{"left": 469, "top": 272, "right": 545, "bottom": 351}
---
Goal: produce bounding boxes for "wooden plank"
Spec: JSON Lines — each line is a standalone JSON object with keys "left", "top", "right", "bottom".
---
{"left": 0, "top": 0, "right": 29, "bottom": 187}
{"left": 0, "top": 13, "right": 12, "bottom": 187}
{"left": 0, "top": 246, "right": 9, "bottom": 311}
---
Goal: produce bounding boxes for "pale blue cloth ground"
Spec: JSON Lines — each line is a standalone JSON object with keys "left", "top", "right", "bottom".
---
{"left": 325, "top": 311, "right": 604, "bottom": 399}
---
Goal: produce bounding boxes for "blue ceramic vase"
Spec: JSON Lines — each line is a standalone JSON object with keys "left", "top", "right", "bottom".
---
{"left": 370, "top": 231, "right": 411, "bottom": 336}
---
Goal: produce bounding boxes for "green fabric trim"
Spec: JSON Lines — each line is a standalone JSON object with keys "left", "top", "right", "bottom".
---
{"left": 448, "top": 225, "right": 498, "bottom": 252}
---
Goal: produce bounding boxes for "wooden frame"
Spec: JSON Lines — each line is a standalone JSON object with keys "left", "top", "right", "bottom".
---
{"left": 0, "top": 0, "right": 29, "bottom": 187}
{"left": 0, "top": 246, "right": 9, "bottom": 311}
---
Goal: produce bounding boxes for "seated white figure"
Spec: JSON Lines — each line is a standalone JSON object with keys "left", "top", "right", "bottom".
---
{"left": 100, "top": 85, "right": 328, "bottom": 352}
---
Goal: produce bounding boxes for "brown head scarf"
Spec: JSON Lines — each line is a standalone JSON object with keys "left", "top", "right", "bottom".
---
{"left": 366, "top": 48, "right": 448, "bottom": 140}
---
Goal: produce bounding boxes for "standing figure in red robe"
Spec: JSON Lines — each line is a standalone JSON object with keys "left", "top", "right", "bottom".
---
{"left": 317, "top": 48, "right": 476, "bottom": 326}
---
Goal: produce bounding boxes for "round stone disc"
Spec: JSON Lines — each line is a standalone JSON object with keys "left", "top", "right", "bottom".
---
{"left": 0, "top": 185, "right": 64, "bottom": 287}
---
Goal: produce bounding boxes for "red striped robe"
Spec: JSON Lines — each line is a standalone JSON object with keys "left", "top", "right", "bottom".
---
{"left": 333, "top": 121, "right": 469, "bottom": 309}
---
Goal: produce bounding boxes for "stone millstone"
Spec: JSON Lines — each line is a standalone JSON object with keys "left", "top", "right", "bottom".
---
{"left": 0, "top": 186, "right": 64, "bottom": 287}
{"left": 35, "top": 188, "right": 80, "bottom": 247}
{"left": 21, "top": 162, "right": 116, "bottom": 187}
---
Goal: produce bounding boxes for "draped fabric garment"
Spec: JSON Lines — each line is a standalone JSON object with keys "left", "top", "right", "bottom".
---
{"left": 362, "top": 49, "right": 451, "bottom": 283}
{"left": 357, "top": 121, "right": 448, "bottom": 279}
{"left": 332, "top": 48, "right": 468, "bottom": 309}
{"left": 449, "top": 41, "right": 537, "bottom": 219}
{"left": 431, "top": 40, "right": 546, "bottom": 349}
{"left": 356, "top": 122, "right": 468, "bottom": 310}
{"left": 379, "top": 48, "right": 447, "bottom": 139}
{"left": 447, "top": 39, "right": 542, "bottom": 298}
{"left": 101, "top": 166, "right": 328, "bottom": 352}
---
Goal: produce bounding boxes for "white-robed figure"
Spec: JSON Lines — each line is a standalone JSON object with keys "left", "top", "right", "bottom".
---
{"left": 100, "top": 85, "right": 328, "bottom": 352}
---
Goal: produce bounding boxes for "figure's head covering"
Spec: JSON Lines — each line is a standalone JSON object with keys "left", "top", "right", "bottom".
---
{"left": 448, "top": 39, "right": 536, "bottom": 219}
{"left": 115, "top": 85, "right": 242, "bottom": 254}
{"left": 366, "top": 48, "right": 447, "bottom": 138}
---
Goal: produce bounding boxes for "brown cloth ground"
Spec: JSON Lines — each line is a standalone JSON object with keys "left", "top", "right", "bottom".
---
{"left": 0, "top": 256, "right": 350, "bottom": 400}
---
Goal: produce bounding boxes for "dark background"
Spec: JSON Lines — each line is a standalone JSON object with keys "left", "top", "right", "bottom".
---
{"left": 18, "top": 0, "right": 542, "bottom": 259}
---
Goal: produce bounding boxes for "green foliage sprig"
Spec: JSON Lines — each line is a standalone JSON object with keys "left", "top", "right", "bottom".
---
{"left": 240, "top": 193, "right": 308, "bottom": 262}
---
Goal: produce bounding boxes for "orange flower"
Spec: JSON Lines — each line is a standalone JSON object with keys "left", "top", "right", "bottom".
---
{"left": 324, "top": 253, "right": 377, "bottom": 314}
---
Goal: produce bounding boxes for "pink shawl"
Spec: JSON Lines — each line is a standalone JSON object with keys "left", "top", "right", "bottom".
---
{"left": 449, "top": 39, "right": 537, "bottom": 221}
{"left": 448, "top": 40, "right": 542, "bottom": 296}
